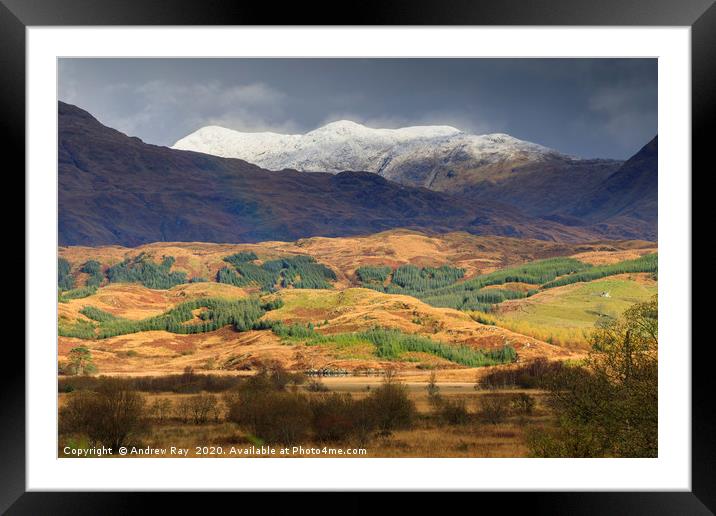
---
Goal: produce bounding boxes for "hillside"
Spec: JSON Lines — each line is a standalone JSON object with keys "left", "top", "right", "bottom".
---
{"left": 59, "top": 102, "right": 652, "bottom": 246}
{"left": 58, "top": 229, "right": 657, "bottom": 289}
{"left": 568, "top": 136, "right": 658, "bottom": 231}
{"left": 461, "top": 157, "right": 622, "bottom": 216}
{"left": 58, "top": 231, "right": 657, "bottom": 376}
{"left": 58, "top": 284, "right": 574, "bottom": 375}
{"left": 489, "top": 273, "right": 657, "bottom": 347}
{"left": 171, "top": 119, "right": 660, "bottom": 239}
{"left": 173, "top": 120, "right": 626, "bottom": 212}
{"left": 56, "top": 101, "right": 474, "bottom": 246}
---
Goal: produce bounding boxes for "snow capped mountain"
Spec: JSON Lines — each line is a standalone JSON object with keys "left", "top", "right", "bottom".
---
{"left": 171, "top": 120, "right": 565, "bottom": 190}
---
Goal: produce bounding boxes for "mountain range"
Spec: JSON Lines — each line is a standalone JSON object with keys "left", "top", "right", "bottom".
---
{"left": 173, "top": 120, "right": 656, "bottom": 225}
{"left": 58, "top": 102, "right": 657, "bottom": 246}
{"left": 172, "top": 121, "right": 563, "bottom": 192}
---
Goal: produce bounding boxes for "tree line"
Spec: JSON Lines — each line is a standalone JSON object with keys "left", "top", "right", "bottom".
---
{"left": 107, "top": 253, "right": 187, "bottom": 290}
{"left": 541, "top": 253, "right": 657, "bottom": 289}
{"left": 355, "top": 265, "right": 392, "bottom": 285}
{"left": 269, "top": 323, "right": 517, "bottom": 368}
{"left": 218, "top": 254, "right": 336, "bottom": 291}
{"left": 58, "top": 258, "right": 74, "bottom": 291}
{"left": 80, "top": 260, "right": 104, "bottom": 288}
{"left": 59, "top": 297, "right": 280, "bottom": 340}
{"left": 355, "top": 255, "right": 657, "bottom": 313}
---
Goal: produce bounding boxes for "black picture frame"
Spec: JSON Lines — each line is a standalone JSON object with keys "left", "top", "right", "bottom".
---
{"left": 3, "top": 0, "right": 709, "bottom": 513}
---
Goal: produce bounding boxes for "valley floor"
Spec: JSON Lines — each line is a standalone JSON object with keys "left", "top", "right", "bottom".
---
{"left": 59, "top": 381, "right": 550, "bottom": 458}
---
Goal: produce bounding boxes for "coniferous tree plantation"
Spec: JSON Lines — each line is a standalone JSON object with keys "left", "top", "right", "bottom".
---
{"left": 360, "top": 328, "right": 516, "bottom": 366}
{"left": 60, "top": 297, "right": 275, "bottom": 339}
{"left": 355, "top": 265, "right": 392, "bottom": 285}
{"left": 223, "top": 251, "right": 259, "bottom": 266}
{"left": 217, "top": 254, "right": 336, "bottom": 291}
{"left": 389, "top": 264, "right": 465, "bottom": 292}
{"left": 58, "top": 257, "right": 75, "bottom": 291}
{"left": 355, "top": 255, "right": 657, "bottom": 312}
{"left": 80, "top": 259, "right": 104, "bottom": 288}
{"left": 79, "top": 306, "right": 119, "bottom": 322}
{"left": 217, "top": 265, "right": 276, "bottom": 290}
{"left": 58, "top": 286, "right": 98, "bottom": 303}
{"left": 541, "top": 253, "right": 657, "bottom": 289}
{"left": 107, "top": 253, "right": 188, "bottom": 289}
{"left": 269, "top": 324, "right": 517, "bottom": 367}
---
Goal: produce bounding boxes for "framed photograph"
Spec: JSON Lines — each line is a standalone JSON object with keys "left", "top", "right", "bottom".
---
{"left": 5, "top": 0, "right": 710, "bottom": 512}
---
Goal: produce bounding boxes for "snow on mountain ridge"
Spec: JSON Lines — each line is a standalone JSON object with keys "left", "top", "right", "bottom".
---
{"left": 172, "top": 120, "right": 563, "bottom": 178}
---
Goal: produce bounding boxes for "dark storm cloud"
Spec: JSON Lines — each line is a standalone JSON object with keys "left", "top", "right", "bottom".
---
{"left": 58, "top": 58, "right": 657, "bottom": 159}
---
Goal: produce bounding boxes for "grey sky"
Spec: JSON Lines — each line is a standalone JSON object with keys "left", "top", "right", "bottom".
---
{"left": 59, "top": 58, "right": 657, "bottom": 159}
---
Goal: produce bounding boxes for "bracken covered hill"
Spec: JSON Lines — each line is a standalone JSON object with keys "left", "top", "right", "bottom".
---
{"left": 58, "top": 229, "right": 656, "bottom": 288}
{"left": 58, "top": 231, "right": 656, "bottom": 377}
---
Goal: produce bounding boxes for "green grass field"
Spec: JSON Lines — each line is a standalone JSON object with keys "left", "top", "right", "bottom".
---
{"left": 483, "top": 275, "right": 657, "bottom": 348}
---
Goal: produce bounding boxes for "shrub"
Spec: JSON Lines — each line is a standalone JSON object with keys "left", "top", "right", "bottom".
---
{"left": 310, "top": 393, "right": 356, "bottom": 442}
{"left": 227, "top": 390, "right": 312, "bottom": 445}
{"left": 175, "top": 398, "right": 192, "bottom": 423}
{"left": 350, "top": 397, "right": 380, "bottom": 446}
{"left": 478, "top": 358, "right": 565, "bottom": 390}
{"left": 478, "top": 395, "right": 510, "bottom": 424}
{"left": 426, "top": 371, "right": 440, "bottom": 399}
{"left": 149, "top": 398, "right": 173, "bottom": 423}
{"left": 529, "top": 297, "right": 658, "bottom": 458}
{"left": 223, "top": 367, "right": 414, "bottom": 445}
{"left": 439, "top": 398, "right": 470, "bottom": 425}
{"left": 364, "top": 375, "right": 416, "bottom": 433}
{"left": 223, "top": 365, "right": 311, "bottom": 444}
{"left": 63, "top": 346, "right": 97, "bottom": 376}
{"left": 59, "top": 380, "right": 147, "bottom": 450}
{"left": 510, "top": 392, "right": 535, "bottom": 415}
{"left": 185, "top": 394, "right": 219, "bottom": 424}
{"left": 249, "top": 363, "right": 305, "bottom": 391}
{"left": 306, "top": 379, "right": 330, "bottom": 392}
{"left": 59, "top": 373, "right": 248, "bottom": 394}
